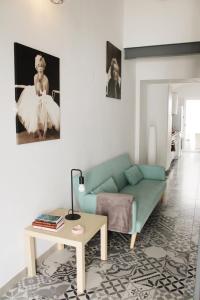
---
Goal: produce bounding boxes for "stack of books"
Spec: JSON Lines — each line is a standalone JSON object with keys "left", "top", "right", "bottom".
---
{"left": 32, "top": 214, "right": 65, "bottom": 232}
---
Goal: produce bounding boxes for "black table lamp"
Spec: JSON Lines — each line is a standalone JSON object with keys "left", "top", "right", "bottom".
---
{"left": 65, "top": 169, "right": 85, "bottom": 220}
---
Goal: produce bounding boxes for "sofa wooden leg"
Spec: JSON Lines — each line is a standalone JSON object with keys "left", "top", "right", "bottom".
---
{"left": 160, "top": 194, "right": 164, "bottom": 203}
{"left": 130, "top": 234, "right": 137, "bottom": 249}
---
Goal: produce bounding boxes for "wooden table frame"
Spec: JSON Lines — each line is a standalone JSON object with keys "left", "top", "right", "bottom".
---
{"left": 25, "top": 209, "right": 107, "bottom": 294}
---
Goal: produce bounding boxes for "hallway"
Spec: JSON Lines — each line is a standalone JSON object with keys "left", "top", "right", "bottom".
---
{"left": 2, "top": 153, "right": 200, "bottom": 299}
{"left": 157, "top": 152, "right": 200, "bottom": 299}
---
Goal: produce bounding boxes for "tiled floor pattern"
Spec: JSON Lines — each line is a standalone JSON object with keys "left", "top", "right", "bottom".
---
{"left": 1, "top": 153, "right": 200, "bottom": 299}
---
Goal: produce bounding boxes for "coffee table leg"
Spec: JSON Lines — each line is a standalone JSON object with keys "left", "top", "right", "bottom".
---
{"left": 57, "top": 243, "right": 64, "bottom": 250}
{"left": 76, "top": 243, "right": 85, "bottom": 294}
{"left": 25, "top": 234, "right": 36, "bottom": 276}
{"left": 101, "top": 223, "right": 107, "bottom": 261}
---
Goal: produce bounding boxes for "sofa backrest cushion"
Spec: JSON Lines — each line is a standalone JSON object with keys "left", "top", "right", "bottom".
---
{"left": 74, "top": 153, "right": 132, "bottom": 196}
{"left": 92, "top": 177, "right": 118, "bottom": 194}
{"left": 125, "top": 165, "right": 144, "bottom": 186}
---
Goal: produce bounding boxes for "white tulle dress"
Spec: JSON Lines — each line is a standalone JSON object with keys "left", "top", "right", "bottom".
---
{"left": 17, "top": 86, "right": 60, "bottom": 134}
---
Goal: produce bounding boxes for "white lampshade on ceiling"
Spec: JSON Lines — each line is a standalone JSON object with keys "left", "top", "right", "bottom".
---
{"left": 50, "top": 0, "right": 64, "bottom": 4}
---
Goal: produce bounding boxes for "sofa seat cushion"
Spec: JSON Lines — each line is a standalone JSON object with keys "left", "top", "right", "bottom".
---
{"left": 120, "top": 179, "right": 166, "bottom": 232}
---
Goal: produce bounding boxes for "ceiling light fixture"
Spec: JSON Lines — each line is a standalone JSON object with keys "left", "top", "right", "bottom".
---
{"left": 50, "top": 0, "right": 64, "bottom": 4}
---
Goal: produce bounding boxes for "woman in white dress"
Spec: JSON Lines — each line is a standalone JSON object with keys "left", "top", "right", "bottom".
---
{"left": 17, "top": 54, "right": 60, "bottom": 139}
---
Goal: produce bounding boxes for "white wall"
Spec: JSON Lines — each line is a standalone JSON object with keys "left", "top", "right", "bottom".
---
{"left": 140, "top": 84, "right": 170, "bottom": 167}
{"left": 0, "top": 0, "right": 135, "bottom": 287}
{"left": 172, "top": 82, "right": 200, "bottom": 100}
{"left": 124, "top": 0, "right": 200, "bottom": 47}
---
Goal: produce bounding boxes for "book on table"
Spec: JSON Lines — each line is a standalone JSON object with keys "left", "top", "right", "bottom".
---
{"left": 35, "top": 214, "right": 64, "bottom": 224}
{"left": 32, "top": 219, "right": 64, "bottom": 228}
{"left": 32, "top": 213, "right": 65, "bottom": 232}
{"left": 32, "top": 222, "right": 64, "bottom": 232}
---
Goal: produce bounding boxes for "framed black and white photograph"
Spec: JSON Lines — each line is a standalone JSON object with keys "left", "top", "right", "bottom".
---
{"left": 14, "top": 43, "right": 60, "bottom": 144}
{"left": 106, "top": 41, "right": 121, "bottom": 100}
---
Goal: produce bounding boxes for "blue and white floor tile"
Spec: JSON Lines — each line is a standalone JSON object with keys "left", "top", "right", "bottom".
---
{"left": 1, "top": 153, "right": 200, "bottom": 299}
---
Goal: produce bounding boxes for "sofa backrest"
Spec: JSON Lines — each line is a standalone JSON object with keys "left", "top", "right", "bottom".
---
{"left": 74, "top": 153, "right": 132, "bottom": 199}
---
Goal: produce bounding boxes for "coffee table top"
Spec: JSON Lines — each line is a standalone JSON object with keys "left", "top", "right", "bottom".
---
{"left": 25, "top": 208, "right": 107, "bottom": 246}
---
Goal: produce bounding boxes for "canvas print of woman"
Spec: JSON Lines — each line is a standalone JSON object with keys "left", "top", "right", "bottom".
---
{"left": 106, "top": 41, "right": 121, "bottom": 100}
{"left": 14, "top": 43, "right": 60, "bottom": 144}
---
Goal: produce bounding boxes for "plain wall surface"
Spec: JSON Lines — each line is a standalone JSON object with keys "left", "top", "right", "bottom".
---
{"left": 124, "top": 0, "right": 200, "bottom": 47}
{"left": 0, "top": 0, "right": 135, "bottom": 287}
{"left": 172, "top": 82, "right": 200, "bottom": 100}
{"left": 140, "top": 84, "right": 169, "bottom": 167}
{"left": 140, "top": 83, "right": 173, "bottom": 169}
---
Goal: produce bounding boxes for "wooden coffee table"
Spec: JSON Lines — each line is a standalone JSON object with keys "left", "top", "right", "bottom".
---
{"left": 25, "top": 209, "right": 107, "bottom": 294}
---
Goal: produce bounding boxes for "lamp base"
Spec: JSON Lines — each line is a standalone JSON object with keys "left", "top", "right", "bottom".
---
{"left": 65, "top": 213, "right": 81, "bottom": 220}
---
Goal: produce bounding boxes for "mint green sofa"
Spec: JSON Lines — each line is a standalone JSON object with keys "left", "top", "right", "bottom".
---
{"left": 74, "top": 153, "right": 166, "bottom": 248}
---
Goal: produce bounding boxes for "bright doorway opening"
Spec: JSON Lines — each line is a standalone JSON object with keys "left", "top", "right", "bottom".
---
{"left": 183, "top": 100, "right": 200, "bottom": 151}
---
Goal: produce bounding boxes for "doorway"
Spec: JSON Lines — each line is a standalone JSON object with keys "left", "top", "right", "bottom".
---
{"left": 183, "top": 99, "right": 200, "bottom": 152}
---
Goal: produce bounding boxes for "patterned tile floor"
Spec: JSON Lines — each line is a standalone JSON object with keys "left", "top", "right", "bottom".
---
{"left": 1, "top": 152, "right": 200, "bottom": 300}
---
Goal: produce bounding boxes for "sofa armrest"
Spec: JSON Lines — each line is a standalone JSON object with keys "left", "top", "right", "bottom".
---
{"left": 78, "top": 194, "right": 97, "bottom": 214}
{"left": 73, "top": 175, "right": 97, "bottom": 213}
{"left": 138, "top": 165, "right": 166, "bottom": 181}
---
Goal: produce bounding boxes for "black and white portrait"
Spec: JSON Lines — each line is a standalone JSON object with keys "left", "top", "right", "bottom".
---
{"left": 106, "top": 41, "right": 121, "bottom": 100}
{"left": 14, "top": 43, "right": 60, "bottom": 144}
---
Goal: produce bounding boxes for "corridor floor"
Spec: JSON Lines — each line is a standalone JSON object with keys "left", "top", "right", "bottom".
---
{"left": 2, "top": 152, "right": 200, "bottom": 300}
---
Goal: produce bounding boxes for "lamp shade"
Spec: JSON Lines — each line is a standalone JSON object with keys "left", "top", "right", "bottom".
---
{"left": 79, "top": 176, "right": 84, "bottom": 185}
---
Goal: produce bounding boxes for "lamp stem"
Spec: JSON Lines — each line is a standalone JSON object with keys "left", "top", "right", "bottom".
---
{"left": 71, "top": 169, "right": 74, "bottom": 215}
{"left": 71, "top": 168, "right": 83, "bottom": 214}
{"left": 65, "top": 169, "right": 83, "bottom": 220}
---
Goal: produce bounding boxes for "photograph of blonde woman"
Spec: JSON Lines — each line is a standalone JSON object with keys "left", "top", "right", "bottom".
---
{"left": 14, "top": 43, "right": 60, "bottom": 144}
{"left": 106, "top": 41, "right": 121, "bottom": 100}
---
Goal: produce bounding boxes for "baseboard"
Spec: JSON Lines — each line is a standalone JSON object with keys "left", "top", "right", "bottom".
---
{"left": 0, "top": 244, "right": 57, "bottom": 297}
